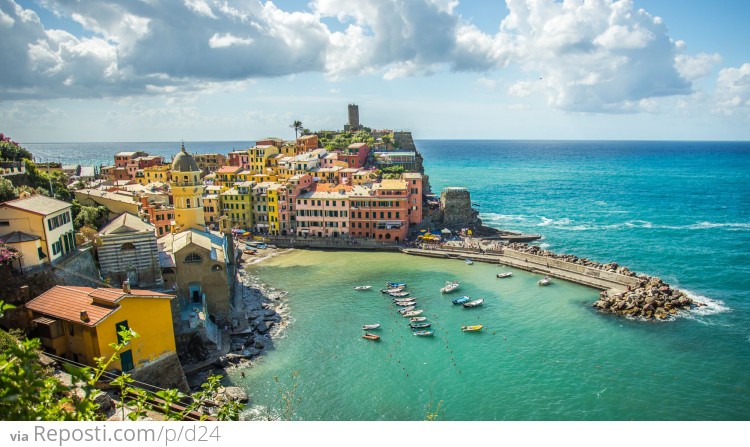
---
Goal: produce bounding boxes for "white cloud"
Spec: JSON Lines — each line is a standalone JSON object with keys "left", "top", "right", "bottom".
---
{"left": 476, "top": 76, "right": 496, "bottom": 89}
{"left": 208, "top": 33, "right": 253, "bottom": 48}
{"left": 184, "top": 0, "right": 216, "bottom": 19}
{"left": 676, "top": 52, "right": 722, "bottom": 81}
{"left": 714, "top": 63, "right": 750, "bottom": 116}
{"left": 508, "top": 80, "right": 533, "bottom": 97}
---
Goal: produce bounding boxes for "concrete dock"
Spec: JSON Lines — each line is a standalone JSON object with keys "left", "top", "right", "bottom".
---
{"left": 401, "top": 246, "right": 637, "bottom": 295}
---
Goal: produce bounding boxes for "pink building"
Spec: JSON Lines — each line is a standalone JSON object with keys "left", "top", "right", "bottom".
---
{"left": 340, "top": 143, "right": 369, "bottom": 169}
{"left": 403, "top": 173, "right": 423, "bottom": 225}
{"left": 348, "top": 180, "right": 408, "bottom": 242}
{"left": 295, "top": 184, "right": 351, "bottom": 238}
{"left": 228, "top": 150, "right": 250, "bottom": 169}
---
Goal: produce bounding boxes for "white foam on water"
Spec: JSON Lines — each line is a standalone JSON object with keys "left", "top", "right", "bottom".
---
{"left": 538, "top": 216, "right": 572, "bottom": 227}
{"left": 677, "top": 290, "right": 731, "bottom": 324}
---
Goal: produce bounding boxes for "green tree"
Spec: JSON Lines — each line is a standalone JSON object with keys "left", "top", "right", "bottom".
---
{"left": 73, "top": 203, "right": 108, "bottom": 230}
{"left": 290, "top": 120, "right": 303, "bottom": 139}
{"left": 0, "top": 177, "right": 18, "bottom": 202}
{"left": 0, "top": 133, "right": 33, "bottom": 161}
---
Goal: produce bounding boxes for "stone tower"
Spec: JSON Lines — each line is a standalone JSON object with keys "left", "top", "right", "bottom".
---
{"left": 440, "top": 187, "right": 476, "bottom": 228}
{"left": 170, "top": 143, "right": 205, "bottom": 232}
{"left": 346, "top": 103, "right": 361, "bottom": 131}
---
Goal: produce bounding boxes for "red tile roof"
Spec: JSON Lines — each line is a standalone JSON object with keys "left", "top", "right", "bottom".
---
{"left": 26, "top": 286, "right": 173, "bottom": 327}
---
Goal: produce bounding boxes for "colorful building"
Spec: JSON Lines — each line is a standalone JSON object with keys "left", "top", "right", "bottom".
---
{"left": 97, "top": 213, "right": 163, "bottom": 288}
{"left": 26, "top": 285, "right": 176, "bottom": 375}
{"left": 169, "top": 145, "right": 205, "bottom": 232}
{"left": 0, "top": 195, "right": 76, "bottom": 266}
{"left": 249, "top": 145, "right": 280, "bottom": 173}
{"left": 219, "top": 181, "right": 253, "bottom": 230}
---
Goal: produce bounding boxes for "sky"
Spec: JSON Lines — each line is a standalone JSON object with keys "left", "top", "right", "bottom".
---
{"left": 1, "top": 0, "right": 749, "bottom": 143}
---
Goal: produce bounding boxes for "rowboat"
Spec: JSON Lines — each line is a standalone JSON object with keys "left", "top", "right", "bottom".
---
{"left": 463, "top": 298, "right": 484, "bottom": 308}
{"left": 395, "top": 300, "right": 417, "bottom": 307}
{"left": 388, "top": 291, "right": 411, "bottom": 298}
{"left": 402, "top": 309, "right": 424, "bottom": 318}
{"left": 362, "top": 333, "right": 380, "bottom": 341}
{"left": 397, "top": 306, "right": 416, "bottom": 314}
{"left": 496, "top": 272, "right": 513, "bottom": 278}
{"left": 538, "top": 276, "right": 552, "bottom": 286}
{"left": 393, "top": 297, "right": 415, "bottom": 303}
{"left": 410, "top": 322, "right": 431, "bottom": 329}
{"left": 386, "top": 282, "right": 407, "bottom": 288}
{"left": 354, "top": 285, "right": 372, "bottom": 291}
{"left": 381, "top": 286, "right": 405, "bottom": 294}
{"left": 409, "top": 316, "right": 427, "bottom": 322}
{"left": 362, "top": 323, "right": 381, "bottom": 330}
{"left": 440, "top": 281, "right": 460, "bottom": 293}
{"left": 461, "top": 325, "right": 483, "bottom": 332}
{"left": 452, "top": 296, "right": 470, "bottom": 305}
{"left": 412, "top": 329, "right": 434, "bottom": 337}
{"left": 465, "top": 259, "right": 473, "bottom": 265}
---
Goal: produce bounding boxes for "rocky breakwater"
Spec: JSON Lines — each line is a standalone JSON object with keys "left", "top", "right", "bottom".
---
{"left": 593, "top": 276, "right": 697, "bottom": 319}
{"left": 506, "top": 243, "right": 699, "bottom": 319}
{"left": 216, "top": 271, "right": 289, "bottom": 368}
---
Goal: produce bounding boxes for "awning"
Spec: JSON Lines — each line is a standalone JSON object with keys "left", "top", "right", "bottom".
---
{"left": 441, "top": 228, "right": 451, "bottom": 234}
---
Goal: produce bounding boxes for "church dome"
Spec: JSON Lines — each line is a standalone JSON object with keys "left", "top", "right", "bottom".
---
{"left": 171, "top": 143, "right": 199, "bottom": 172}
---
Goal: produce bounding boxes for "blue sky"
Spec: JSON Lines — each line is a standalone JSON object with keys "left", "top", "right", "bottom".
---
{"left": 1, "top": 0, "right": 748, "bottom": 142}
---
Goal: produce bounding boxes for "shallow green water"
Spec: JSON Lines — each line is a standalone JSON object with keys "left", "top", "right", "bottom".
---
{"left": 230, "top": 250, "right": 750, "bottom": 420}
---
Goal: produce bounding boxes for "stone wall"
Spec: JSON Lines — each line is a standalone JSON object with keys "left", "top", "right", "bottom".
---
{"left": 129, "top": 352, "right": 189, "bottom": 393}
{"left": 440, "top": 187, "right": 476, "bottom": 228}
{"left": 51, "top": 246, "right": 103, "bottom": 287}
{"left": 502, "top": 248, "right": 641, "bottom": 287}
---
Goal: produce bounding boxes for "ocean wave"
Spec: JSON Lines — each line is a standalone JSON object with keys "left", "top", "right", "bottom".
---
{"left": 678, "top": 290, "right": 731, "bottom": 323}
{"left": 480, "top": 213, "right": 530, "bottom": 223}
{"left": 538, "top": 216, "right": 572, "bottom": 227}
{"left": 538, "top": 243, "right": 551, "bottom": 249}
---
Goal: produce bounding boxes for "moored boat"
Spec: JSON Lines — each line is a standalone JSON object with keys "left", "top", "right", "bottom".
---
{"left": 461, "top": 325, "right": 483, "bottom": 332}
{"left": 381, "top": 286, "right": 405, "bottom": 294}
{"left": 402, "top": 309, "right": 424, "bottom": 318}
{"left": 395, "top": 300, "right": 417, "bottom": 307}
{"left": 412, "top": 329, "right": 435, "bottom": 337}
{"left": 452, "top": 296, "right": 470, "bottom": 305}
{"left": 465, "top": 259, "right": 473, "bottom": 265}
{"left": 386, "top": 282, "right": 407, "bottom": 288}
{"left": 538, "top": 276, "right": 552, "bottom": 286}
{"left": 362, "top": 333, "right": 380, "bottom": 341}
{"left": 354, "top": 285, "right": 372, "bottom": 291}
{"left": 393, "top": 297, "right": 415, "bottom": 303}
{"left": 410, "top": 322, "right": 431, "bottom": 329}
{"left": 409, "top": 316, "right": 427, "bottom": 322}
{"left": 397, "top": 306, "right": 416, "bottom": 314}
{"left": 440, "top": 280, "right": 460, "bottom": 293}
{"left": 496, "top": 272, "right": 513, "bottom": 278}
{"left": 388, "top": 291, "right": 411, "bottom": 298}
{"left": 463, "top": 298, "right": 484, "bottom": 308}
{"left": 362, "top": 323, "right": 381, "bottom": 330}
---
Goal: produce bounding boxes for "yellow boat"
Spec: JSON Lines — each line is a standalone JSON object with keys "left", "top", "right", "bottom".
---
{"left": 461, "top": 325, "right": 483, "bottom": 332}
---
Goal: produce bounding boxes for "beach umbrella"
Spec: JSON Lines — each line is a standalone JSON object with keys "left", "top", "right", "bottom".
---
{"left": 441, "top": 228, "right": 451, "bottom": 234}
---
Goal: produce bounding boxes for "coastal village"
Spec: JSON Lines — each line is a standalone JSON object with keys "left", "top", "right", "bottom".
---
{"left": 0, "top": 104, "right": 696, "bottom": 420}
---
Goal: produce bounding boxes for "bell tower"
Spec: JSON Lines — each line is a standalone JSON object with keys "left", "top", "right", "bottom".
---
{"left": 170, "top": 143, "right": 205, "bottom": 232}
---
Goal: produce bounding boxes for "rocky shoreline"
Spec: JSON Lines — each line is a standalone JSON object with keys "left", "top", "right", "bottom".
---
{"left": 505, "top": 242, "right": 701, "bottom": 320}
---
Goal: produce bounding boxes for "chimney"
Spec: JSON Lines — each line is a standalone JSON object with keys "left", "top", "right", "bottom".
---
{"left": 80, "top": 310, "right": 90, "bottom": 323}
{"left": 122, "top": 280, "right": 131, "bottom": 293}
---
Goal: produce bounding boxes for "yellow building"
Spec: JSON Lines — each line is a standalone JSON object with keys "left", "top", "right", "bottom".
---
{"left": 143, "top": 164, "right": 171, "bottom": 185}
{"left": 74, "top": 189, "right": 141, "bottom": 219}
{"left": 0, "top": 195, "right": 76, "bottom": 267}
{"left": 202, "top": 194, "right": 220, "bottom": 231}
{"left": 267, "top": 183, "right": 281, "bottom": 235}
{"left": 219, "top": 181, "right": 253, "bottom": 230}
{"left": 26, "top": 285, "right": 178, "bottom": 377}
{"left": 215, "top": 166, "right": 242, "bottom": 188}
{"left": 248, "top": 145, "right": 279, "bottom": 173}
{"left": 169, "top": 144, "right": 205, "bottom": 232}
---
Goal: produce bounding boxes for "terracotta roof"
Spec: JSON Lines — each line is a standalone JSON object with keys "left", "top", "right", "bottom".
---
{"left": 216, "top": 166, "right": 242, "bottom": 174}
{"left": 26, "top": 286, "right": 173, "bottom": 327}
{"left": 1, "top": 195, "right": 72, "bottom": 216}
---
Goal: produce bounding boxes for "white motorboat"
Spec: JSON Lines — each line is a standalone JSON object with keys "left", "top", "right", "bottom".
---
{"left": 440, "top": 280, "right": 460, "bottom": 293}
{"left": 538, "top": 276, "right": 552, "bottom": 286}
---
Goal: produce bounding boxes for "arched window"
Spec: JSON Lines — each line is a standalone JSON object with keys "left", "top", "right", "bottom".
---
{"left": 162, "top": 268, "right": 175, "bottom": 274}
{"left": 187, "top": 198, "right": 191, "bottom": 208}
{"left": 121, "top": 242, "right": 136, "bottom": 251}
{"left": 211, "top": 264, "right": 223, "bottom": 272}
{"left": 184, "top": 253, "right": 202, "bottom": 263}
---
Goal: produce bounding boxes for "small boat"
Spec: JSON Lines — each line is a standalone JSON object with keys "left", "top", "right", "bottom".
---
{"left": 393, "top": 297, "right": 415, "bottom": 303}
{"left": 452, "top": 296, "right": 470, "bottom": 305}
{"left": 465, "top": 259, "right": 473, "bottom": 265}
{"left": 412, "top": 329, "right": 434, "bottom": 337}
{"left": 354, "top": 285, "right": 372, "bottom": 291}
{"left": 243, "top": 249, "right": 257, "bottom": 255}
{"left": 386, "top": 282, "right": 407, "bottom": 288}
{"left": 463, "top": 298, "right": 484, "bottom": 308}
{"left": 402, "top": 309, "right": 424, "bottom": 318}
{"left": 388, "top": 291, "right": 411, "bottom": 298}
{"left": 397, "top": 306, "right": 416, "bottom": 314}
{"left": 395, "top": 300, "right": 417, "bottom": 307}
{"left": 381, "top": 286, "right": 405, "bottom": 294}
{"left": 440, "top": 281, "right": 460, "bottom": 293}
{"left": 362, "top": 324, "right": 381, "bottom": 330}
{"left": 410, "top": 322, "right": 431, "bottom": 329}
{"left": 538, "top": 276, "right": 552, "bottom": 286}
{"left": 409, "top": 316, "right": 427, "bottom": 322}
{"left": 362, "top": 333, "right": 380, "bottom": 341}
{"left": 461, "top": 325, "right": 483, "bottom": 332}
{"left": 496, "top": 272, "right": 513, "bottom": 278}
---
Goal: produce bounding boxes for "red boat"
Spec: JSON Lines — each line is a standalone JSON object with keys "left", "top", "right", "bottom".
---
{"left": 362, "top": 333, "right": 380, "bottom": 341}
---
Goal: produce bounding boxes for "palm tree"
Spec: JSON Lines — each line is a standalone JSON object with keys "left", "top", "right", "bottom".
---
{"left": 290, "top": 120, "right": 303, "bottom": 139}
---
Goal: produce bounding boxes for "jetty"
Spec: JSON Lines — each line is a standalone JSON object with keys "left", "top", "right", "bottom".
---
{"left": 402, "top": 245, "right": 635, "bottom": 295}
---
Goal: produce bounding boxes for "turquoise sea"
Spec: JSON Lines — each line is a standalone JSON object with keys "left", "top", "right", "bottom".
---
{"left": 22, "top": 139, "right": 750, "bottom": 420}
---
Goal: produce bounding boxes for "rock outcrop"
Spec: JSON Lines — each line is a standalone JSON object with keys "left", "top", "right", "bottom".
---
{"left": 592, "top": 276, "right": 698, "bottom": 319}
